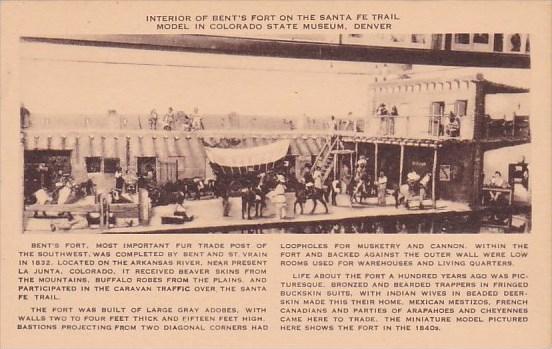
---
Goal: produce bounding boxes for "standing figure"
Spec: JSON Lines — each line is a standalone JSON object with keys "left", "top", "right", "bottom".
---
{"left": 148, "top": 109, "right": 159, "bottom": 130}
{"left": 331, "top": 178, "right": 341, "bottom": 206}
{"left": 215, "top": 177, "right": 230, "bottom": 217}
{"left": 377, "top": 171, "right": 388, "bottom": 206}
{"left": 115, "top": 166, "right": 124, "bottom": 194}
{"left": 163, "top": 107, "right": 175, "bottom": 130}
{"left": 353, "top": 158, "right": 368, "bottom": 203}
{"left": 272, "top": 175, "right": 287, "bottom": 219}
{"left": 191, "top": 107, "right": 204, "bottom": 131}
{"left": 419, "top": 172, "right": 431, "bottom": 208}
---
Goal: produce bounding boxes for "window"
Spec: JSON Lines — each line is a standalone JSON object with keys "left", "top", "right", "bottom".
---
{"left": 411, "top": 34, "right": 426, "bottom": 44}
{"left": 103, "top": 158, "right": 120, "bottom": 174}
{"left": 137, "top": 157, "right": 157, "bottom": 178}
{"left": 493, "top": 34, "right": 504, "bottom": 52}
{"left": 85, "top": 157, "right": 102, "bottom": 173}
{"left": 454, "top": 34, "right": 470, "bottom": 44}
{"left": 429, "top": 102, "right": 445, "bottom": 136}
{"left": 390, "top": 34, "right": 406, "bottom": 43}
{"left": 454, "top": 100, "right": 468, "bottom": 117}
{"left": 473, "top": 34, "right": 489, "bottom": 44}
{"left": 509, "top": 33, "right": 521, "bottom": 52}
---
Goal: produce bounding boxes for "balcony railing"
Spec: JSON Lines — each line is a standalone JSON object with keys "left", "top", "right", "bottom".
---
{"left": 484, "top": 115, "right": 530, "bottom": 139}
{"left": 21, "top": 113, "right": 366, "bottom": 133}
{"left": 20, "top": 112, "right": 530, "bottom": 142}
{"left": 371, "top": 114, "right": 475, "bottom": 140}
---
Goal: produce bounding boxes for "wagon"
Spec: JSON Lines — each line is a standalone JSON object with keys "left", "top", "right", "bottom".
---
{"left": 204, "top": 140, "right": 290, "bottom": 195}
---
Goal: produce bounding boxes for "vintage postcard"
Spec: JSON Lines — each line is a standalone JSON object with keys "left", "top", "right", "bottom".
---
{"left": 1, "top": 1, "right": 550, "bottom": 348}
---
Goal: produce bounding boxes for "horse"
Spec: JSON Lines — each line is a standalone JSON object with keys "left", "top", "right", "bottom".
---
{"left": 306, "top": 184, "right": 329, "bottom": 214}
{"left": 240, "top": 173, "right": 276, "bottom": 219}
{"left": 394, "top": 181, "right": 423, "bottom": 209}
{"left": 255, "top": 172, "right": 278, "bottom": 214}
{"left": 240, "top": 186, "right": 259, "bottom": 220}
{"left": 350, "top": 177, "right": 375, "bottom": 204}
{"left": 350, "top": 178, "right": 368, "bottom": 204}
{"left": 293, "top": 183, "right": 308, "bottom": 215}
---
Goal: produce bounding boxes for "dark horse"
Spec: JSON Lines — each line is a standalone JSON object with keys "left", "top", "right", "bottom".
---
{"left": 293, "top": 183, "right": 308, "bottom": 215}
{"left": 240, "top": 172, "right": 277, "bottom": 219}
{"left": 307, "top": 185, "right": 329, "bottom": 214}
{"left": 294, "top": 182, "right": 328, "bottom": 214}
{"left": 241, "top": 186, "right": 260, "bottom": 219}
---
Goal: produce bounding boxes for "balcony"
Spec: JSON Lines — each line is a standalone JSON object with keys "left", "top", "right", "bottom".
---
{"left": 483, "top": 114, "right": 530, "bottom": 139}
{"left": 370, "top": 114, "right": 475, "bottom": 140}
{"left": 20, "top": 112, "right": 366, "bottom": 136}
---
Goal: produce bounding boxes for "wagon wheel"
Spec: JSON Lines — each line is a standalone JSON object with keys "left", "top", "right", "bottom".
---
{"left": 229, "top": 180, "right": 242, "bottom": 196}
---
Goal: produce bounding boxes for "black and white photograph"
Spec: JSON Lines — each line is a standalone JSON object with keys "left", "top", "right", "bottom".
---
{"left": 20, "top": 33, "right": 531, "bottom": 234}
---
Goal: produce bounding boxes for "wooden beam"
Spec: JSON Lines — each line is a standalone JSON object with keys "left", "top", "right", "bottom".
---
{"left": 399, "top": 145, "right": 405, "bottom": 186}
{"left": 471, "top": 143, "right": 484, "bottom": 208}
{"left": 21, "top": 35, "right": 531, "bottom": 69}
{"left": 334, "top": 153, "right": 338, "bottom": 180}
{"left": 349, "top": 150, "right": 353, "bottom": 178}
{"left": 432, "top": 147, "right": 438, "bottom": 209}
{"left": 374, "top": 143, "right": 378, "bottom": 179}
{"left": 354, "top": 141, "right": 358, "bottom": 168}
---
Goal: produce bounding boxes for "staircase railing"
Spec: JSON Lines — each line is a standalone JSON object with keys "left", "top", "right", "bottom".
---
{"left": 313, "top": 137, "right": 334, "bottom": 168}
{"left": 313, "top": 136, "right": 340, "bottom": 182}
{"left": 312, "top": 137, "right": 329, "bottom": 169}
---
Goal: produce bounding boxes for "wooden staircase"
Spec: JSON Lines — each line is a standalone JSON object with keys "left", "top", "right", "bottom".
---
{"left": 313, "top": 137, "right": 341, "bottom": 184}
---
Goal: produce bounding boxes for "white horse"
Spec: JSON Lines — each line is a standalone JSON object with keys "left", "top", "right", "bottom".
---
{"left": 394, "top": 183, "right": 419, "bottom": 209}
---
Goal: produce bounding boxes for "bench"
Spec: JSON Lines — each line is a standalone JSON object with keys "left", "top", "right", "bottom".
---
{"left": 106, "top": 203, "right": 141, "bottom": 228}
{"left": 107, "top": 203, "right": 140, "bottom": 219}
{"left": 24, "top": 203, "right": 104, "bottom": 229}
{"left": 25, "top": 203, "right": 100, "bottom": 214}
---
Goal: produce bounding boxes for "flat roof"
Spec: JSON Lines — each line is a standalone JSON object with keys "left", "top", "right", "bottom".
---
{"left": 372, "top": 73, "right": 529, "bottom": 94}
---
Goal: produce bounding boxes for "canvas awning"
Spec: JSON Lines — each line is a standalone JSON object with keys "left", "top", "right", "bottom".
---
{"left": 204, "top": 140, "right": 290, "bottom": 168}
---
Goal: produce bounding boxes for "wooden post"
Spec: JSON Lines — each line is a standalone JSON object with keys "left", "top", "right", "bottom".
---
{"left": 99, "top": 195, "right": 106, "bottom": 229}
{"left": 138, "top": 188, "right": 150, "bottom": 224}
{"left": 333, "top": 152, "right": 338, "bottom": 180}
{"left": 432, "top": 146, "right": 438, "bottom": 209}
{"left": 105, "top": 201, "right": 110, "bottom": 230}
{"left": 374, "top": 143, "right": 379, "bottom": 179}
{"left": 471, "top": 143, "right": 484, "bottom": 208}
{"left": 354, "top": 141, "right": 358, "bottom": 167}
{"left": 399, "top": 144, "right": 405, "bottom": 186}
